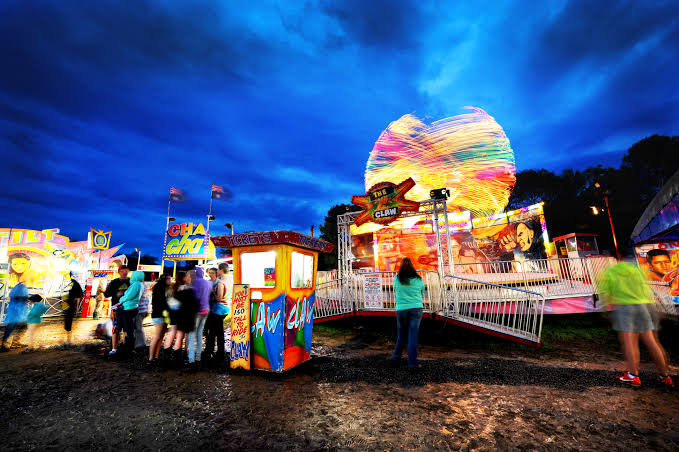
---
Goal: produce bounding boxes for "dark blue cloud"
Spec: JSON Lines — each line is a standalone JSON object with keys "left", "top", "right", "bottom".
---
{"left": 1, "top": 0, "right": 677, "bottom": 256}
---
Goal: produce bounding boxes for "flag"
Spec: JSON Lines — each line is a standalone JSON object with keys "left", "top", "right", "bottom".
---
{"left": 211, "top": 184, "right": 232, "bottom": 201}
{"left": 169, "top": 186, "right": 185, "bottom": 202}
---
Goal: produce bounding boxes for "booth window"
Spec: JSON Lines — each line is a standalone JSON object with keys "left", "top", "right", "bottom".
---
{"left": 241, "top": 251, "right": 276, "bottom": 288}
{"left": 291, "top": 252, "right": 314, "bottom": 288}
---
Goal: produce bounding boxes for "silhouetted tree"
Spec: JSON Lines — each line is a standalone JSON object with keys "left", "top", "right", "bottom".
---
{"left": 318, "top": 203, "right": 361, "bottom": 271}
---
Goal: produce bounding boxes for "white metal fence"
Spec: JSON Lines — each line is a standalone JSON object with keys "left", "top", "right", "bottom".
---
{"left": 451, "top": 256, "right": 617, "bottom": 300}
{"left": 441, "top": 274, "right": 546, "bottom": 343}
{"left": 648, "top": 281, "right": 679, "bottom": 316}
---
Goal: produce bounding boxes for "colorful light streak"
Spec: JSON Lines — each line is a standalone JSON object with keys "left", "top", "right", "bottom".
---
{"left": 365, "top": 107, "right": 516, "bottom": 216}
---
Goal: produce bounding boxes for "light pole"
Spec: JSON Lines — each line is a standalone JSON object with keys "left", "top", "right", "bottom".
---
{"left": 135, "top": 248, "right": 141, "bottom": 269}
{"left": 594, "top": 182, "right": 621, "bottom": 261}
{"left": 224, "top": 223, "right": 234, "bottom": 235}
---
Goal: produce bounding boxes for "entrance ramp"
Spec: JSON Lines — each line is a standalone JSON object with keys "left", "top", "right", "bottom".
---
{"left": 314, "top": 277, "right": 356, "bottom": 322}
{"left": 439, "top": 274, "right": 546, "bottom": 346}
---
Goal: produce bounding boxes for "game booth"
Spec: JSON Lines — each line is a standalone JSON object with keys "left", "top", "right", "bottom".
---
{"left": 211, "top": 231, "right": 333, "bottom": 372}
{"left": 0, "top": 227, "right": 126, "bottom": 320}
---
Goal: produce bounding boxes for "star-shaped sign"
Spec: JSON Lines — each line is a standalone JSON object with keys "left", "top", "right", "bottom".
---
{"left": 351, "top": 178, "right": 420, "bottom": 226}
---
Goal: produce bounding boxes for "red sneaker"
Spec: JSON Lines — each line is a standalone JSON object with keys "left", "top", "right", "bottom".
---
{"left": 657, "top": 375, "right": 675, "bottom": 388}
{"left": 616, "top": 372, "right": 641, "bottom": 387}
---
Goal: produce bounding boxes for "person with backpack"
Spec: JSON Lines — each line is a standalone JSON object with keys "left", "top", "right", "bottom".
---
{"left": 389, "top": 257, "right": 424, "bottom": 370}
{"left": 116, "top": 270, "right": 145, "bottom": 354}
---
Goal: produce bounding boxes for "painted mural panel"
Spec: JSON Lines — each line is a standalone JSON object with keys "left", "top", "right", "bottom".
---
{"left": 350, "top": 203, "right": 553, "bottom": 272}
{"left": 634, "top": 241, "right": 679, "bottom": 304}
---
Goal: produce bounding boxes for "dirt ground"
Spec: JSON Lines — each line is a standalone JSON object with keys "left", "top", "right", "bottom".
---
{"left": 1, "top": 316, "right": 678, "bottom": 451}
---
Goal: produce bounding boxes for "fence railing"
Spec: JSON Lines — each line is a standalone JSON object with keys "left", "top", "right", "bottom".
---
{"left": 315, "top": 277, "right": 354, "bottom": 319}
{"left": 451, "top": 256, "right": 617, "bottom": 300}
{"left": 648, "top": 281, "right": 679, "bottom": 316}
{"left": 441, "top": 274, "right": 546, "bottom": 343}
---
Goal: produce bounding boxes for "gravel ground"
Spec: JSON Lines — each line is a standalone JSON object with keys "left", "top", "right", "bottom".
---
{"left": 0, "top": 317, "right": 678, "bottom": 450}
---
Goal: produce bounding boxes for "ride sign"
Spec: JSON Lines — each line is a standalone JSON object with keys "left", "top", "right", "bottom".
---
{"left": 163, "top": 221, "right": 212, "bottom": 260}
{"left": 230, "top": 284, "right": 252, "bottom": 370}
{"left": 351, "top": 178, "right": 420, "bottom": 226}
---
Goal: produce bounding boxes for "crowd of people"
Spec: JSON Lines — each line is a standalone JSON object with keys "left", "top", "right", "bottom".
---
{"left": 0, "top": 256, "right": 675, "bottom": 387}
{"left": 103, "top": 263, "right": 233, "bottom": 369}
{"left": 0, "top": 263, "right": 233, "bottom": 370}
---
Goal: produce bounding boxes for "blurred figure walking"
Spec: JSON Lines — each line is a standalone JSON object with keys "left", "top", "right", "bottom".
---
{"left": 172, "top": 272, "right": 198, "bottom": 368}
{"left": 600, "top": 262, "right": 674, "bottom": 387}
{"left": 1, "top": 282, "right": 30, "bottom": 352}
{"left": 149, "top": 274, "right": 170, "bottom": 363}
{"left": 62, "top": 273, "right": 83, "bottom": 346}
{"left": 25, "top": 294, "right": 47, "bottom": 352}
{"left": 187, "top": 268, "right": 210, "bottom": 368}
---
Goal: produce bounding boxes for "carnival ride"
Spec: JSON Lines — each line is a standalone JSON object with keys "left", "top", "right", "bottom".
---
{"left": 314, "top": 108, "right": 622, "bottom": 346}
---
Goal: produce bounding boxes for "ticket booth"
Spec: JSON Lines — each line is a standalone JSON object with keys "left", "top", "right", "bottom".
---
{"left": 212, "top": 231, "right": 334, "bottom": 372}
{"left": 553, "top": 233, "right": 600, "bottom": 259}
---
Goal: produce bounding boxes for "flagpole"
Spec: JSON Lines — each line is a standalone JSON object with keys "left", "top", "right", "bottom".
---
{"left": 162, "top": 188, "right": 173, "bottom": 273}
{"left": 205, "top": 186, "right": 214, "bottom": 264}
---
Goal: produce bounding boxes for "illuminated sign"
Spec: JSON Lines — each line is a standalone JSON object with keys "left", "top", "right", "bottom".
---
{"left": 137, "top": 264, "right": 162, "bottom": 272}
{"left": 90, "top": 270, "right": 115, "bottom": 278}
{"left": 351, "top": 178, "right": 420, "bottom": 226}
{"left": 212, "top": 230, "right": 334, "bottom": 253}
{"left": 90, "top": 229, "right": 112, "bottom": 250}
{"left": 163, "top": 221, "right": 215, "bottom": 260}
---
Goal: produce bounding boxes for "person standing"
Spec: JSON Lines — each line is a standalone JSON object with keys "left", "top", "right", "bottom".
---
{"left": 162, "top": 273, "right": 183, "bottom": 359}
{"left": 1, "top": 282, "right": 30, "bottom": 352}
{"left": 173, "top": 271, "right": 198, "bottom": 368}
{"left": 600, "top": 262, "right": 674, "bottom": 387}
{"left": 149, "top": 275, "right": 170, "bottom": 363}
{"left": 116, "top": 270, "right": 145, "bottom": 355}
{"left": 63, "top": 273, "right": 83, "bottom": 346}
{"left": 204, "top": 264, "right": 232, "bottom": 364}
{"left": 92, "top": 282, "right": 106, "bottom": 319}
{"left": 134, "top": 280, "right": 149, "bottom": 349}
{"left": 105, "top": 265, "right": 130, "bottom": 356}
{"left": 187, "top": 268, "right": 211, "bottom": 368}
{"left": 390, "top": 257, "right": 424, "bottom": 370}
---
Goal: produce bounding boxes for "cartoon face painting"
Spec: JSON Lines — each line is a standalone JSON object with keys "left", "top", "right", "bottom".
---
{"left": 516, "top": 223, "right": 534, "bottom": 252}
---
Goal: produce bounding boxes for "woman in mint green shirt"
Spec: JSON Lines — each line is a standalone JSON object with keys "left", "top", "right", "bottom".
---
{"left": 390, "top": 257, "right": 424, "bottom": 369}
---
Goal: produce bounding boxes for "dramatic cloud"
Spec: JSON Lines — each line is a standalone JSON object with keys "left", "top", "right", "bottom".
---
{"left": 1, "top": 0, "right": 678, "bottom": 255}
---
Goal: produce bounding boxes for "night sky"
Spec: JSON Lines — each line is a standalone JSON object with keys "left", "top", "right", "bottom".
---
{"left": 1, "top": 0, "right": 678, "bottom": 256}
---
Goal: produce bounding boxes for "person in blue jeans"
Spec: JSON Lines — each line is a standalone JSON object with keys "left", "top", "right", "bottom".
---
{"left": 390, "top": 257, "right": 424, "bottom": 369}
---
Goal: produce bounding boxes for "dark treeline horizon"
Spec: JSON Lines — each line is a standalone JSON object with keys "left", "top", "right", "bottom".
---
{"left": 508, "top": 134, "right": 679, "bottom": 255}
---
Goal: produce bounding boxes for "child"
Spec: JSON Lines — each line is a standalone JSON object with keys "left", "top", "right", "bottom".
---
{"left": 25, "top": 295, "right": 48, "bottom": 352}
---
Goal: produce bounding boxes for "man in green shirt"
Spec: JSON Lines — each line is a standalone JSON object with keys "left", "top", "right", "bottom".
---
{"left": 600, "top": 262, "right": 673, "bottom": 387}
